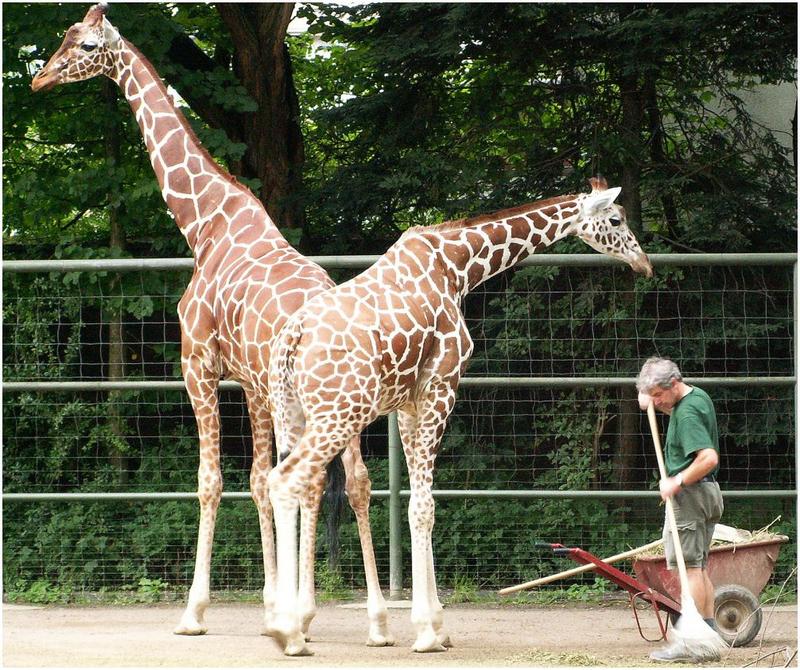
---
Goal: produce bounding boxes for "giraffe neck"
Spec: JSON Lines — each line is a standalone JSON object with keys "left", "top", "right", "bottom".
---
{"left": 109, "top": 39, "right": 279, "bottom": 252}
{"left": 432, "top": 195, "right": 581, "bottom": 295}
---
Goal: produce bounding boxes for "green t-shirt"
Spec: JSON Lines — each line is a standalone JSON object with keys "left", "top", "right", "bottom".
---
{"left": 664, "top": 386, "right": 720, "bottom": 477}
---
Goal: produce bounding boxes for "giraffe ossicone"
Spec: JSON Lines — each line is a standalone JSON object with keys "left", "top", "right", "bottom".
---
{"left": 267, "top": 180, "right": 652, "bottom": 655}
{"left": 34, "top": 3, "right": 393, "bottom": 649}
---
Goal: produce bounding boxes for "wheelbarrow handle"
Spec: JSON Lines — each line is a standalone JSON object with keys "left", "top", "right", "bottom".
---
{"left": 534, "top": 541, "right": 564, "bottom": 550}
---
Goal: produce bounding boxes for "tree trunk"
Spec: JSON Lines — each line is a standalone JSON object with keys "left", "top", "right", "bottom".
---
{"left": 163, "top": 3, "right": 305, "bottom": 231}
{"left": 614, "top": 74, "right": 645, "bottom": 489}
{"left": 103, "top": 79, "right": 128, "bottom": 487}
{"left": 216, "top": 3, "right": 305, "bottom": 231}
{"left": 643, "top": 73, "right": 679, "bottom": 233}
{"left": 792, "top": 99, "right": 797, "bottom": 175}
{"left": 618, "top": 76, "right": 644, "bottom": 234}
{"left": 614, "top": 394, "right": 641, "bottom": 490}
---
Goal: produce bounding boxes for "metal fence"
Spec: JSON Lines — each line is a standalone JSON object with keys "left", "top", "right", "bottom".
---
{"left": 3, "top": 253, "right": 797, "bottom": 599}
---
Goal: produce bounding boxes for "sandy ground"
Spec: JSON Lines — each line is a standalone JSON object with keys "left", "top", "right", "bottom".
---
{"left": 3, "top": 601, "right": 797, "bottom": 667}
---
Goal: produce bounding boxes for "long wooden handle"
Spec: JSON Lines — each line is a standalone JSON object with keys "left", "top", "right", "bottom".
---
{"left": 498, "top": 538, "right": 664, "bottom": 595}
{"left": 646, "top": 401, "right": 692, "bottom": 595}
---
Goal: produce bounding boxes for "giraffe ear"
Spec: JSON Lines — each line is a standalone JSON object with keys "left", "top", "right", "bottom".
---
{"left": 584, "top": 186, "right": 622, "bottom": 215}
{"left": 102, "top": 16, "right": 121, "bottom": 48}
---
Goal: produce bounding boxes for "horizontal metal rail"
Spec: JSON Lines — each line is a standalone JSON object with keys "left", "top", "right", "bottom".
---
{"left": 3, "top": 489, "right": 794, "bottom": 502}
{"left": 3, "top": 376, "right": 795, "bottom": 393}
{"left": 2, "top": 252, "right": 797, "bottom": 274}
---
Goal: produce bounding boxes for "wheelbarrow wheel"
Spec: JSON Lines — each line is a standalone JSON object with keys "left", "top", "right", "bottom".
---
{"left": 714, "top": 584, "right": 762, "bottom": 647}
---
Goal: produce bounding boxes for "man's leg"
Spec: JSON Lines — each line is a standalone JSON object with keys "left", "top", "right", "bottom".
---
{"left": 651, "top": 565, "right": 720, "bottom": 662}
{"left": 685, "top": 567, "right": 715, "bottom": 618}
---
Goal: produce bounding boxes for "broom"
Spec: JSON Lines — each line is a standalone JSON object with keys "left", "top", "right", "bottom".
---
{"left": 644, "top": 397, "right": 726, "bottom": 660}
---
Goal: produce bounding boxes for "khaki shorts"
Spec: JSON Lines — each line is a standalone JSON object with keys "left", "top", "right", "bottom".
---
{"left": 663, "top": 480, "right": 724, "bottom": 570}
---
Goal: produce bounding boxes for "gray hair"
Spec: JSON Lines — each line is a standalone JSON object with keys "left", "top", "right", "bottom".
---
{"left": 636, "top": 356, "right": 683, "bottom": 392}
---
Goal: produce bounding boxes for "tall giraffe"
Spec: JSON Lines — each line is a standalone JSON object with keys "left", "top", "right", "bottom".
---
{"left": 266, "top": 178, "right": 653, "bottom": 655}
{"left": 32, "top": 4, "right": 394, "bottom": 647}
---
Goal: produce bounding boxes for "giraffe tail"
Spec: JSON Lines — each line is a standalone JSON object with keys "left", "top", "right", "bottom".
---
{"left": 269, "top": 315, "right": 305, "bottom": 462}
{"left": 269, "top": 315, "right": 349, "bottom": 564}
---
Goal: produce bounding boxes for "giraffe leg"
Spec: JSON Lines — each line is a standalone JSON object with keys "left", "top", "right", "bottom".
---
{"left": 427, "top": 539, "right": 451, "bottom": 648}
{"left": 269, "top": 423, "right": 363, "bottom": 656}
{"left": 398, "top": 387, "right": 456, "bottom": 653}
{"left": 342, "top": 438, "right": 394, "bottom": 647}
{"left": 268, "top": 448, "right": 316, "bottom": 657}
{"left": 406, "top": 479, "right": 444, "bottom": 653}
{"left": 244, "top": 391, "right": 278, "bottom": 637}
{"left": 298, "top": 468, "right": 326, "bottom": 640}
{"left": 397, "top": 410, "right": 443, "bottom": 653}
{"left": 175, "top": 357, "right": 221, "bottom": 636}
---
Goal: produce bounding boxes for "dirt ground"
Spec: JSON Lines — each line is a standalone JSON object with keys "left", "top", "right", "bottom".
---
{"left": 3, "top": 600, "right": 797, "bottom": 667}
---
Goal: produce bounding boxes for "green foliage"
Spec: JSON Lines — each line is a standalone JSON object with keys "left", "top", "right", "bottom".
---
{"left": 2, "top": 3, "right": 251, "bottom": 253}
{"left": 133, "top": 577, "right": 170, "bottom": 603}
{"left": 6, "top": 579, "right": 72, "bottom": 604}
{"left": 762, "top": 582, "right": 796, "bottom": 606}
{"left": 447, "top": 575, "right": 480, "bottom": 604}
{"left": 315, "top": 562, "right": 354, "bottom": 602}
{"left": 564, "top": 578, "right": 611, "bottom": 603}
{"left": 296, "top": 3, "right": 795, "bottom": 252}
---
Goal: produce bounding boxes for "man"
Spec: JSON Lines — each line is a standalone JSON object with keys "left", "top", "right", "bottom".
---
{"left": 636, "top": 356, "right": 724, "bottom": 663}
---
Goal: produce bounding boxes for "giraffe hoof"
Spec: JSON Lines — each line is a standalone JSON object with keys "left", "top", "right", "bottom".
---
{"left": 412, "top": 630, "right": 447, "bottom": 653}
{"left": 300, "top": 616, "right": 315, "bottom": 642}
{"left": 173, "top": 620, "right": 207, "bottom": 636}
{"left": 438, "top": 633, "right": 453, "bottom": 648}
{"left": 274, "top": 633, "right": 313, "bottom": 657}
{"left": 366, "top": 633, "right": 395, "bottom": 647}
{"left": 269, "top": 622, "right": 313, "bottom": 657}
{"left": 286, "top": 642, "right": 313, "bottom": 657}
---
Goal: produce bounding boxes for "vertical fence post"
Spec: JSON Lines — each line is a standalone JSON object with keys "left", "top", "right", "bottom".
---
{"left": 388, "top": 411, "right": 403, "bottom": 598}
{"left": 794, "top": 261, "right": 798, "bottom": 485}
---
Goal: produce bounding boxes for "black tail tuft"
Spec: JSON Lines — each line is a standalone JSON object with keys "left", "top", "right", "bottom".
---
{"left": 324, "top": 453, "right": 346, "bottom": 572}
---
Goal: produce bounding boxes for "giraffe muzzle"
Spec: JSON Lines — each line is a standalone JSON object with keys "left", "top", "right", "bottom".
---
{"left": 31, "top": 68, "right": 60, "bottom": 92}
{"left": 632, "top": 253, "right": 654, "bottom": 278}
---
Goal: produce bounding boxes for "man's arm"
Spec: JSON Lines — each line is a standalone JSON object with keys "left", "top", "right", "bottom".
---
{"left": 659, "top": 448, "right": 719, "bottom": 500}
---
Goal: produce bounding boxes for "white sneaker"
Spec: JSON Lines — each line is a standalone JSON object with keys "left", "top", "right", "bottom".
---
{"left": 649, "top": 640, "right": 720, "bottom": 663}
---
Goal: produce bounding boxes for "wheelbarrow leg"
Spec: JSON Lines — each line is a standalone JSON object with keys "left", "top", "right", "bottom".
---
{"left": 629, "top": 590, "right": 673, "bottom": 643}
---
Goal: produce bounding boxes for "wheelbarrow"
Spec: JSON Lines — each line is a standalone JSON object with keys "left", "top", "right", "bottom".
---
{"left": 536, "top": 542, "right": 683, "bottom": 644}
{"left": 632, "top": 535, "right": 788, "bottom": 646}
{"left": 538, "top": 535, "right": 787, "bottom": 647}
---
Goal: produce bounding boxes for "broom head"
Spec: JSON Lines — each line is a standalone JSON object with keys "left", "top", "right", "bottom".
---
{"left": 668, "top": 594, "right": 727, "bottom": 660}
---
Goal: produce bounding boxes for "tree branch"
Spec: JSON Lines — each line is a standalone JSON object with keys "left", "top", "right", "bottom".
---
{"left": 60, "top": 208, "right": 89, "bottom": 231}
{"left": 163, "top": 32, "right": 234, "bottom": 134}
{"left": 4, "top": 136, "right": 104, "bottom": 147}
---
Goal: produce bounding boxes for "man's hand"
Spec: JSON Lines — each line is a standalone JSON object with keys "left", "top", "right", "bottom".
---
{"left": 659, "top": 475, "right": 682, "bottom": 501}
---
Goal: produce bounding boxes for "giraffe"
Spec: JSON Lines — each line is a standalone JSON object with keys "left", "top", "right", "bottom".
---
{"left": 266, "top": 178, "right": 653, "bottom": 655}
{"left": 31, "top": 3, "right": 394, "bottom": 647}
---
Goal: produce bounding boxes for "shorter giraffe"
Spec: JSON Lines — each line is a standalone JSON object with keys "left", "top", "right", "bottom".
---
{"left": 266, "top": 178, "right": 652, "bottom": 655}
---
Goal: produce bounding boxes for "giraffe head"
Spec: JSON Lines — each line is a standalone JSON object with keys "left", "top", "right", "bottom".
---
{"left": 571, "top": 177, "right": 653, "bottom": 277}
{"left": 31, "top": 4, "right": 121, "bottom": 93}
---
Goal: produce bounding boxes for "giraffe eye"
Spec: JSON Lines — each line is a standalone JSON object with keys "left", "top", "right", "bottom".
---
{"left": 609, "top": 216, "right": 621, "bottom": 226}
{"left": 80, "top": 42, "right": 98, "bottom": 52}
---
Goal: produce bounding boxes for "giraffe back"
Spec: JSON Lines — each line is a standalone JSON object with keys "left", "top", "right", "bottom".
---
{"left": 270, "top": 231, "right": 473, "bottom": 423}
